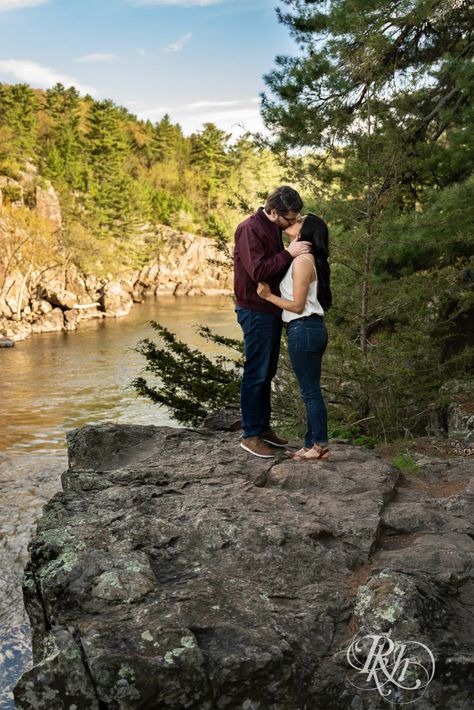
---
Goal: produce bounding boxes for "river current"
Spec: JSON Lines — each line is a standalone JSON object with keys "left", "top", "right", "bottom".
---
{"left": 0, "top": 295, "right": 239, "bottom": 707}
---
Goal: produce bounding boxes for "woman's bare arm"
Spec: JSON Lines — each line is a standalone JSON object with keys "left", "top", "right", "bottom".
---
{"left": 257, "top": 256, "right": 315, "bottom": 313}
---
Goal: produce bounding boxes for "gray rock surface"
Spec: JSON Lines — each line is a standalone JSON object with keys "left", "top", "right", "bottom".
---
{"left": 203, "top": 406, "right": 241, "bottom": 432}
{"left": 153, "top": 227, "right": 232, "bottom": 297}
{"left": 100, "top": 281, "right": 134, "bottom": 318}
{"left": 35, "top": 184, "right": 62, "bottom": 229}
{"left": 29, "top": 307, "right": 64, "bottom": 334}
{"left": 13, "top": 424, "right": 474, "bottom": 709}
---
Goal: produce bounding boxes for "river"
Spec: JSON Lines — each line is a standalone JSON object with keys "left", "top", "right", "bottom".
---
{"left": 0, "top": 295, "right": 239, "bottom": 708}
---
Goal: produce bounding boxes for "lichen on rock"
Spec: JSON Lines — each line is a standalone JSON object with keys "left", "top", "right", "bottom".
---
{"left": 13, "top": 423, "right": 474, "bottom": 709}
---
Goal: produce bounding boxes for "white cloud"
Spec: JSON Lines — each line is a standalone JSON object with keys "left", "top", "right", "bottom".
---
{"left": 0, "top": 59, "right": 96, "bottom": 95}
{"left": 0, "top": 0, "right": 49, "bottom": 11}
{"left": 75, "top": 52, "right": 118, "bottom": 63}
{"left": 183, "top": 97, "right": 258, "bottom": 110}
{"left": 179, "top": 107, "right": 264, "bottom": 138}
{"left": 133, "top": 0, "right": 221, "bottom": 6}
{"left": 137, "top": 96, "right": 264, "bottom": 138}
{"left": 162, "top": 32, "right": 192, "bottom": 53}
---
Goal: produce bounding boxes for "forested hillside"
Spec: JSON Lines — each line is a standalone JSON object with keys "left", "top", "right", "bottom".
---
{"left": 0, "top": 83, "right": 281, "bottom": 275}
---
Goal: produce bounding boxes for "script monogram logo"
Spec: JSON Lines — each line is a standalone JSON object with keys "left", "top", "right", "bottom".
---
{"left": 346, "top": 634, "right": 436, "bottom": 705}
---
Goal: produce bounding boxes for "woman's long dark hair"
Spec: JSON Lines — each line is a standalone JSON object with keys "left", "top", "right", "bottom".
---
{"left": 298, "top": 213, "right": 332, "bottom": 311}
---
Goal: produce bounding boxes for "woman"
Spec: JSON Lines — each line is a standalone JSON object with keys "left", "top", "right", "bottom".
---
{"left": 257, "top": 213, "right": 332, "bottom": 461}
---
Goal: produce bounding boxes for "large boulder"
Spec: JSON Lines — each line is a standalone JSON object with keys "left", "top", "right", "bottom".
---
{"left": 30, "top": 308, "right": 64, "bottom": 333}
{"left": 43, "top": 280, "right": 78, "bottom": 310}
{"left": 0, "top": 318, "right": 31, "bottom": 341}
{"left": 100, "top": 282, "right": 134, "bottom": 317}
{"left": 153, "top": 226, "right": 232, "bottom": 296}
{"left": 0, "top": 271, "right": 29, "bottom": 317}
{"left": 14, "top": 424, "right": 474, "bottom": 708}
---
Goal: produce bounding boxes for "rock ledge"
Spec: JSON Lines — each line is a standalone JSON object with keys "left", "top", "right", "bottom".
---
{"left": 14, "top": 424, "right": 474, "bottom": 709}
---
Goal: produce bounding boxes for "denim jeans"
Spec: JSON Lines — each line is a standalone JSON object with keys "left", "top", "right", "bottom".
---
{"left": 287, "top": 316, "right": 328, "bottom": 448}
{"left": 236, "top": 307, "right": 282, "bottom": 438}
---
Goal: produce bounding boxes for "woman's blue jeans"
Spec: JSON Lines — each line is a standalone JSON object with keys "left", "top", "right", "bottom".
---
{"left": 287, "top": 316, "right": 328, "bottom": 448}
{"left": 236, "top": 307, "right": 282, "bottom": 438}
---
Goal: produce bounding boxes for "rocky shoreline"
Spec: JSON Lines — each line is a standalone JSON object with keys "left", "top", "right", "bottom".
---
{"left": 1, "top": 171, "right": 232, "bottom": 344}
{"left": 13, "top": 421, "right": 474, "bottom": 709}
{"left": 0, "top": 232, "right": 232, "bottom": 344}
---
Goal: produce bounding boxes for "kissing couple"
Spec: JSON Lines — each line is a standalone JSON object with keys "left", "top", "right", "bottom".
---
{"left": 233, "top": 185, "right": 332, "bottom": 462}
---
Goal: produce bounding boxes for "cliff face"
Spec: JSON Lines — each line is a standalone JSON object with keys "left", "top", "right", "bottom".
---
{"left": 0, "top": 170, "right": 232, "bottom": 343}
{"left": 14, "top": 423, "right": 474, "bottom": 709}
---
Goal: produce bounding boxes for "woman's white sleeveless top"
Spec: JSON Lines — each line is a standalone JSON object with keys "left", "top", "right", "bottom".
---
{"left": 279, "top": 255, "right": 324, "bottom": 323}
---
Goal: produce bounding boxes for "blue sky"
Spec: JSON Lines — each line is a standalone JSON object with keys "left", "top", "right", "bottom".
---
{"left": 0, "top": 0, "right": 297, "bottom": 136}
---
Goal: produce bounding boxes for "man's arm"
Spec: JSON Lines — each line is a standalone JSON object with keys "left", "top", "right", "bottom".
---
{"left": 237, "top": 224, "right": 291, "bottom": 282}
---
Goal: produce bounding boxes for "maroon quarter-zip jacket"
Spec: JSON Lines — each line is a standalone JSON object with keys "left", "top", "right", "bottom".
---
{"left": 233, "top": 207, "right": 292, "bottom": 316}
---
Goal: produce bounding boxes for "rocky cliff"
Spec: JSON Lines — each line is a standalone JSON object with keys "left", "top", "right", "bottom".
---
{"left": 13, "top": 422, "right": 474, "bottom": 709}
{"left": 0, "top": 169, "right": 232, "bottom": 343}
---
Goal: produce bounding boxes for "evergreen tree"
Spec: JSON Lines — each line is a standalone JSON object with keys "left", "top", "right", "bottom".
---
{"left": 0, "top": 83, "right": 38, "bottom": 162}
{"left": 132, "top": 322, "right": 243, "bottom": 425}
{"left": 190, "top": 123, "right": 231, "bottom": 209}
{"left": 258, "top": 0, "right": 474, "bottom": 438}
{"left": 42, "top": 83, "right": 84, "bottom": 188}
{"left": 152, "top": 114, "right": 183, "bottom": 163}
{"left": 84, "top": 99, "right": 133, "bottom": 239}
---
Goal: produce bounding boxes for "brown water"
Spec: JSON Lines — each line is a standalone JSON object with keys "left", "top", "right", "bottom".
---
{"left": 0, "top": 295, "right": 239, "bottom": 707}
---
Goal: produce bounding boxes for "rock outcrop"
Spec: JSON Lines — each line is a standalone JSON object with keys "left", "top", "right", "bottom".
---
{"left": 0, "top": 225, "right": 232, "bottom": 344}
{"left": 152, "top": 228, "right": 232, "bottom": 297}
{"left": 34, "top": 183, "right": 62, "bottom": 229}
{"left": 99, "top": 281, "right": 134, "bottom": 318}
{"left": 0, "top": 166, "right": 232, "bottom": 342}
{"left": 14, "top": 424, "right": 474, "bottom": 709}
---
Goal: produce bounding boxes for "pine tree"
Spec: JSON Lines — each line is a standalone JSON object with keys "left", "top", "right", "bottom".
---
{"left": 260, "top": 0, "right": 474, "bottom": 438}
{"left": 42, "top": 83, "right": 84, "bottom": 188}
{"left": 0, "top": 83, "right": 38, "bottom": 162}
{"left": 152, "top": 114, "right": 183, "bottom": 163}
{"left": 190, "top": 123, "right": 231, "bottom": 210}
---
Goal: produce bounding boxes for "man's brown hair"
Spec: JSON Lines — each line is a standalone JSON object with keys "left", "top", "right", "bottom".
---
{"left": 265, "top": 186, "right": 303, "bottom": 215}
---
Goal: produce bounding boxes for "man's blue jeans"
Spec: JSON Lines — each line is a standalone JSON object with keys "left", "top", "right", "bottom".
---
{"left": 287, "top": 316, "right": 328, "bottom": 448}
{"left": 236, "top": 307, "right": 282, "bottom": 438}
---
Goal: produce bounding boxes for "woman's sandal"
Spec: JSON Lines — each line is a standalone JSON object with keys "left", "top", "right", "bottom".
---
{"left": 291, "top": 447, "right": 310, "bottom": 460}
{"left": 295, "top": 444, "right": 329, "bottom": 462}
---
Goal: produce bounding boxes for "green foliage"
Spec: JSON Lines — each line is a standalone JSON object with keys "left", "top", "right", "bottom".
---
{"left": 131, "top": 322, "right": 243, "bottom": 425}
{"left": 392, "top": 453, "right": 420, "bottom": 474}
{"left": 0, "top": 83, "right": 38, "bottom": 162}
{"left": 1, "top": 184, "right": 22, "bottom": 203}
{"left": 0, "top": 160, "right": 22, "bottom": 181}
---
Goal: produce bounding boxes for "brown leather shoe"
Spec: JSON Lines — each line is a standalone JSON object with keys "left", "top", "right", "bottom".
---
{"left": 240, "top": 436, "right": 275, "bottom": 458}
{"left": 260, "top": 430, "right": 289, "bottom": 448}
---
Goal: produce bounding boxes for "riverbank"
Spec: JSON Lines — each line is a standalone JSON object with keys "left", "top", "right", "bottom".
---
{"left": 0, "top": 294, "right": 239, "bottom": 708}
{"left": 1, "top": 172, "right": 232, "bottom": 343}
{"left": 0, "top": 222, "right": 232, "bottom": 344}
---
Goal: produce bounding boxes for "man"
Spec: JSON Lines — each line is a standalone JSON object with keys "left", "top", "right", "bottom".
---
{"left": 233, "top": 185, "right": 312, "bottom": 458}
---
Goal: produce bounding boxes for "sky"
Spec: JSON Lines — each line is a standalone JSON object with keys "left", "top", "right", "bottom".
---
{"left": 0, "top": 0, "right": 297, "bottom": 137}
